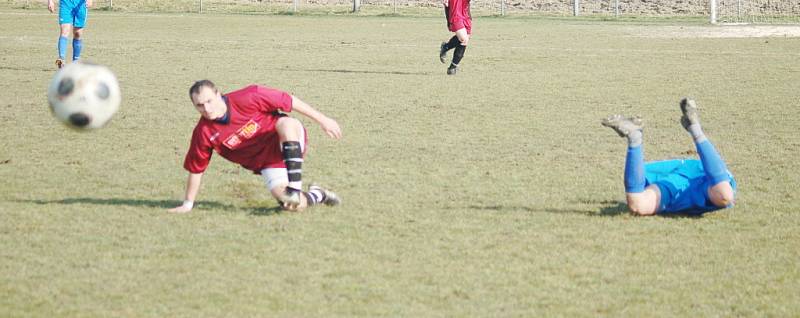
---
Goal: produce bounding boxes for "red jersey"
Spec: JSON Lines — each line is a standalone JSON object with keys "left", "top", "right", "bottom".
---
{"left": 183, "top": 85, "right": 295, "bottom": 174}
{"left": 447, "top": 0, "right": 470, "bottom": 20}
{"left": 446, "top": 0, "right": 472, "bottom": 34}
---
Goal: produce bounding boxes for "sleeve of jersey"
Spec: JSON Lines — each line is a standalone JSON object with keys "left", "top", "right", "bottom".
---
{"left": 183, "top": 126, "right": 213, "bottom": 174}
{"left": 252, "top": 86, "right": 293, "bottom": 113}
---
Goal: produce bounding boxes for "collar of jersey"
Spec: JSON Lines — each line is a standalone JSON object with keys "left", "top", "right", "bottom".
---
{"left": 214, "top": 95, "right": 231, "bottom": 124}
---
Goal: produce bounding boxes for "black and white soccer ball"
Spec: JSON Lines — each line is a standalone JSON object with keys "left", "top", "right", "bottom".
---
{"left": 47, "top": 62, "right": 121, "bottom": 130}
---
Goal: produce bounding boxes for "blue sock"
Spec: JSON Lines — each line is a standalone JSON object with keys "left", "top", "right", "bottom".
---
{"left": 72, "top": 39, "right": 82, "bottom": 61}
{"left": 58, "top": 36, "right": 68, "bottom": 60}
{"left": 696, "top": 140, "right": 731, "bottom": 185}
{"left": 624, "top": 145, "right": 646, "bottom": 193}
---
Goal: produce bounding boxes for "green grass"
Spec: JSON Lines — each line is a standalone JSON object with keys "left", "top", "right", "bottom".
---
{"left": 1, "top": 8, "right": 800, "bottom": 317}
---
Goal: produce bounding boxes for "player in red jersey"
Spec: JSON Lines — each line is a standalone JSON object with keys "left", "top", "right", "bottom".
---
{"left": 438, "top": 0, "right": 472, "bottom": 75}
{"left": 168, "top": 80, "right": 342, "bottom": 213}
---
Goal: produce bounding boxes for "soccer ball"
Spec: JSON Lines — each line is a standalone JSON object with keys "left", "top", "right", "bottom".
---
{"left": 47, "top": 62, "right": 121, "bottom": 130}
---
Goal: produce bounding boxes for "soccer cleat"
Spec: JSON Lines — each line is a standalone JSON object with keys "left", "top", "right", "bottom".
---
{"left": 55, "top": 59, "right": 64, "bottom": 69}
{"left": 447, "top": 66, "right": 458, "bottom": 75}
{"left": 602, "top": 115, "right": 643, "bottom": 138}
{"left": 439, "top": 42, "right": 448, "bottom": 64}
{"left": 680, "top": 98, "right": 701, "bottom": 130}
{"left": 309, "top": 183, "right": 341, "bottom": 206}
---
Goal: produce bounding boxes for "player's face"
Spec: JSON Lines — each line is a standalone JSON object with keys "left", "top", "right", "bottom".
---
{"left": 191, "top": 87, "right": 226, "bottom": 120}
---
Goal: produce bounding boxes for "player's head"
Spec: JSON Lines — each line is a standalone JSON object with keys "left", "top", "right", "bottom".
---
{"left": 189, "top": 80, "right": 226, "bottom": 120}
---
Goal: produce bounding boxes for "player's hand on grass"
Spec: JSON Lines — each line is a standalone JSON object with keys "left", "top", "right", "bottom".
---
{"left": 319, "top": 117, "right": 342, "bottom": 140}
{"left": 168, "top": 201, "right": 194, "bottom": 213}
{"left": 282, "top": 201, "right": 300, "bottom": 211}
{"left": 279, "top": 188, "right": 302, "bottom": 211}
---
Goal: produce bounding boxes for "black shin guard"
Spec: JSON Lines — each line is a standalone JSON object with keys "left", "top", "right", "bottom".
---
{"left": 281, "top": 141, "right": 303, "bottom": 190}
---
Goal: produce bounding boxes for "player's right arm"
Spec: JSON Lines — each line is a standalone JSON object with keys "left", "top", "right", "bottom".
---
{"left": 290, "top": 96, "right": 342, "bottom": 140}
{"left": 170, "top": 124, "right": 213, "bottom": 213}
{"left": 168, "top": 172, "right": 203, "bottom": 213}
{"left": 47, "top": 0, "right": 55, "bottom": 13}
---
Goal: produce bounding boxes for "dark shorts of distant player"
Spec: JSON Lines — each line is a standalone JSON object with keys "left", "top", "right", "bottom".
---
{"left": 445, "top": 7, "right": 472, "bottom": 34}
{"left": 644, "top": 159, "right": 737, "bottom": 215}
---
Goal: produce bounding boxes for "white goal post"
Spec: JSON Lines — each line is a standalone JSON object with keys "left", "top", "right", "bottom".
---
{"left": 710, "top": 0, "right": 800, "bottom": 24}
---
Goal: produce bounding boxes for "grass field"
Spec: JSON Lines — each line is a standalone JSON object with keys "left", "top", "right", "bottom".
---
{"left": 1, "top": 7, "right": 799, "bottom": 317}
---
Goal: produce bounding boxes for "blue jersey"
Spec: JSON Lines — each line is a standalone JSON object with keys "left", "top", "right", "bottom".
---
{"left": 645, "top": 159, "right": 737, "bottom": 214}
{"left": 58, "top": 0, "right": 88, "bottom": 28}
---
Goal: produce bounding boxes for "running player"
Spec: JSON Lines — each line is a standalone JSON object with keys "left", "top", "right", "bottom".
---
{"left": 168, "top": 80, "right": 342, "bottom": 213}
{"left": 48, "top": 0, "right": 92, "bottom": 69}
{"left": 438, "top": 0, "right": 471, "bottom": 75}
{"left": 602, "top": 98, "right": 736, "bottom": 216}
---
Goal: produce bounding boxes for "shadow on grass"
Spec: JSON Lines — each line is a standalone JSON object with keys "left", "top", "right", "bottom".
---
{"left": 466, "top": 202, "right": 709, "bottom": 218}
{"left": 248, "top": 206, "right": 283, "bottom": 216}
{"left": 0, "top": 65, "right": 52, "bottom": 72}
{"left": 18, "top": 197, "right": 237, "bottom": 209}
{"left": 16, "top": 197, "right": 285, "bottom": 216}
{"left": 466, "top": 200, "right": 630, "bottom": 217}
{"left": 278, "top": 67, "right": 431, "bottom": 76}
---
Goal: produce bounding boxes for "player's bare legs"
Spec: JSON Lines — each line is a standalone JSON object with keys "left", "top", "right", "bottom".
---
{"left": 56, "top": 24, "right": 72, "bottom": 68}
{"left": 680, "top": 98, "right": 735, "bottom": 208}
{"left": 455, "top": 28, "right": 470, "bottom": 46}
{"left": 72, "top": 27, "right": 84, "bottom": 61}
{"left": 603, "top": 114, "right": 659, "bottom": 215}
{"left": 625, "top": 187, "right": 660, "bottom": 216}
{"left": 708, "top": 182, "right": 734, "bottom": 207}
{"left": 272, "top": 117, "right": 341, "bottom": 211}
{"left": 274, "top": 117, "right": 306, "bottom": 210}
{"left": 275, "top": 117, "right": 304, "bottom": 147}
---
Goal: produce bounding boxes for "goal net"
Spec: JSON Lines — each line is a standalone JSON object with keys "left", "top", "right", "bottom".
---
{"left": 713, "top": 0, "right": 800, "bottom": 24}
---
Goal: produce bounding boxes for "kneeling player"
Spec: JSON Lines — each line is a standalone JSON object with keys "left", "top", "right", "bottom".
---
{"left": 602, "top": 98, "right": 736, "bottom": 216}
{"left": 169, "top": 80, "right": 342, "bottom": 213}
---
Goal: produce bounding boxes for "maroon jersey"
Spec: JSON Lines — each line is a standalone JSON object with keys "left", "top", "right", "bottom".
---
{"left": 183, "top": 85, "right": 296, "bottom": 174}
{"left": 446, "top": 0, "right": 472, "bottom": 34}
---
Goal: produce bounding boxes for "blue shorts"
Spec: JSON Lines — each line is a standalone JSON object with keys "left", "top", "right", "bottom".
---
{"left": 58, "top": 0, "right": 87, "bottom": 28}
{"left": 644, "top": 159, "right": 737, "bottom": 215}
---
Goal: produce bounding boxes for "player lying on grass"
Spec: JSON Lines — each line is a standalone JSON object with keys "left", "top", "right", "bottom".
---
{"left": 169, "top": 80, "right": 342, "bottom": 213}
{"left": 602, "top": 98, "right": 736, "bottom": 216}
{"left": 438, "top": 0, "right": 471, "bottom": 75}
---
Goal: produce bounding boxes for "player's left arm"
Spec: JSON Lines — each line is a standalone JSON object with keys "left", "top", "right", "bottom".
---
{"left": 290, "top": 95, "right": 342, "bottom": 140}
{"left": 86, "top": 0, "right": 93, "bottom": 8}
